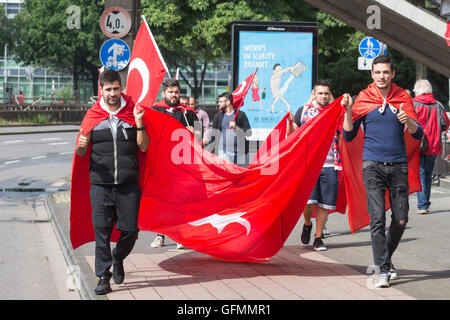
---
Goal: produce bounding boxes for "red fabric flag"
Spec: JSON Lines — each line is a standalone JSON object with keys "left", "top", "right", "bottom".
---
{"left": 69, "top": 94, "right": 146, "bottom": 249}
{"left": 341, "top": 83, "right": 421, "bottom": 233}
{"left": 126, "top": 17, "right": 168, "bottom": 108}
{"left": 97, "top": 66, "right": 105, "bottom": 98}
{"left": 137, "top": 97, "right": 345, "bottom": 262}
{"left": 445, "top": 21, "right": 450, "bottom": 46}
{"left": 232, "top": 69, "right": 258, "bottom": 112}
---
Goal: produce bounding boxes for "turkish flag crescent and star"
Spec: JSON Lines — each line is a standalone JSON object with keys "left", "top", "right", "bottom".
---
{"left": 232, "top": 69, "right": 258, "bottom": 110}
{"left": 137, "top": 97, "right": 346, "bottom": 262}
{"left": 126, "top": 17, "right": 168, "bottom": 108}
{"left": 341, "top": 83, "right": 421, "bottom": 233}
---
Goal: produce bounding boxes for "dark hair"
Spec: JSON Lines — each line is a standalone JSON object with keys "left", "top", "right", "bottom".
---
{"left": 162, "top": 79, "right": 180, "bottom": 92}
{"left": 100, "top": 69, "right": 121, "bottom": 87}
{"left": 273, "top": 63, "right": 281, "bottom": 70}
{"left": 372, "top": 55, "right": 394, "bottom": 72}
{"left": 219, "top": 92, "right": 233, "bottom": 105}
{"left": 313, "top": 79, "right": 331, "bottom": 91}
{"left": 180, "top": 95, "right": 189, "bottom": 101}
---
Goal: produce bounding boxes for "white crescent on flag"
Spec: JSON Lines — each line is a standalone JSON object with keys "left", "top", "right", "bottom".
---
{"left": 127, "top": 58, "right": 149, "bottom": 104}
{"left": 188, "top": 212, "right": 251, "bottom": 236}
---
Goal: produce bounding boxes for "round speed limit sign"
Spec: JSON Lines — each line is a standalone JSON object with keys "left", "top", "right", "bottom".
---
{"left": 100, "top": 6, "right": 132, "bottom": 39}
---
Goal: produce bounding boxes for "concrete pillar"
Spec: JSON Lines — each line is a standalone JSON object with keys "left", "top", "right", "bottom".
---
{"left": 416, "top": 62, "right": 427, "bottom": 80}
{"left": 104, "top": 0, "right": 141, "bottom": 88}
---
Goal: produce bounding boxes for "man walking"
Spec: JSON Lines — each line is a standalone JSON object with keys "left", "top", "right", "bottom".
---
{"left": 343, "top": 56, "right": 423, "bottom": 288}
{"left": 75, "top": 69, "right": 149, "bottom": 295}
{"left": 412, "top": 79, "right": 450, "bottom": 214}
{"left": 210, "top": 92, "right": 251, "bottom": 165}
{"left": 189, "top": 96, "right": 210, "bottom": 146}
{"left": 150, "top": 79, "right": 200, "bottom": 249}
{"left": 287, "top": 80, "right": 350, "bottom": 251}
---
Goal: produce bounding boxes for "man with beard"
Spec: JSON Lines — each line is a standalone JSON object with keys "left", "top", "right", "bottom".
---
{"left": 150, "top": 79, "right": 200, "bottom": 249}
{"left": 75, "top": 69, "right": 149, "bottom": 295}
{"left": 287, "top": 80, "right": 351, "bottom": 252}
{"left": 343, "top": 55, "right": 423, "bottom": 288}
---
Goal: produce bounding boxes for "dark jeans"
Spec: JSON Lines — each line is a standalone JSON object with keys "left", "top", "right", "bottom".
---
{"left": 417, "top": 154, "right": 437, "bottom": 210}
{"left": 362, "top": 160, "right": 409, "bottom": 273}
{"left": 90, "top": 183, "right": 140, "bottom": 277}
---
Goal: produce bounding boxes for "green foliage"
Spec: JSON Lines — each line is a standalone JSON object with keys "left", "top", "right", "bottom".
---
{"left": 54, "top": 85, "right": 74, "bottom": 103}
{"left": 10, "top": 0, "right": 104, "bottom": 100}
{"left": 0, "top": 4, "right": 12, "bottom": 49}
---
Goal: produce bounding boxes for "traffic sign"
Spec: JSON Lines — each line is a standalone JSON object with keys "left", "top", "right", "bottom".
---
{"left": 99, "top": 39, "right": 130, "bottom": 71}
{"left": 100, "top": 6, "right": 132, "bottom": 39}
{"left": 358, "top": 57, "right": 373, "bottom": 70}
{"left": 358, "top": 37, "right": 382, "bottom": 59}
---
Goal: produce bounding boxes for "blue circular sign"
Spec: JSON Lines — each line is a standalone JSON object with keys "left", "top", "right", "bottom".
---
{"left": 358, "top": 37, "right": 382, "bottom": 59}
{"left": 99, "top": 39, "right": 130, "bottom": 71}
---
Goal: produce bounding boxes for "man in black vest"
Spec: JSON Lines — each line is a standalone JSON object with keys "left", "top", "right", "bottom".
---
{"left": 76, "top": 69, "right": 149, "bottom": 295}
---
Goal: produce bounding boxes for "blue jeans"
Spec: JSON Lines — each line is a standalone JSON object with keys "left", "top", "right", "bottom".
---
{"left": 362, "top": 160, "right": 409, "bottom": 273}
{"left": 417, "top": 154, "right": 437, "bottom": 210}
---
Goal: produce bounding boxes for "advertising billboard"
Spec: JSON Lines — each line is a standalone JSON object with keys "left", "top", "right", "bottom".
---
{"left": 232, "top": 21, "right": 318, "bottom": 140}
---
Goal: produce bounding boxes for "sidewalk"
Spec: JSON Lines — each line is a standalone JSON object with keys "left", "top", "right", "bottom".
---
{"left": 0, "top": 124, "right": 79, "bottom": 135}
{"left": 46, "top": 191, "right": 422, "bottom": 301}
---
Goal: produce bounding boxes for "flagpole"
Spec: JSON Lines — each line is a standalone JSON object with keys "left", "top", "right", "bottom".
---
{"left": 141, "top": 15, "right": 171, "bottom": 79}
{"left": 233, "top": 69, "right": 257, "bottom": 122}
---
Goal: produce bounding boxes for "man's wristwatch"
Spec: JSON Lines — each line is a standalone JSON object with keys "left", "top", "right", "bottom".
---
{"left": 136, "top": 126, "right": 145, "bottom": 131}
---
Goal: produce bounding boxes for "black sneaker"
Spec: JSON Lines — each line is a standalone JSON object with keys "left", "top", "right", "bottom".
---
{"left": 300, "top": 223, "right": 313, "bottom": 246}
{"left": 312, "top": 237, "right": 327, "bottom": 251}
{"left": 95, "top": 273, "right": 112, "bottom": 295}
{"left": 113, "top": 261, "right": 125, "bottom": 284}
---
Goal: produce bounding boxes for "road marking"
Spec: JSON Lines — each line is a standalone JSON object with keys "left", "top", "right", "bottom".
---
{"left": 4, "top": 160, "right": 20, "bottom": 164}
{"left": 59, "top": 151, "right": 73, "bottom": 155}
{"left": 49, "top": 142, "right": 70, "bottom": 145}
{"left": 30, "top": 156, "right": 47, "bottom": 160}
{"left": 50, "top": 181, "right": 66, "bottom": 187}
{"left": 3, "top": 140, "right": 24, "bottom": 144}
{"left": 41, "top": 138, "right": 62, "bottom": 141}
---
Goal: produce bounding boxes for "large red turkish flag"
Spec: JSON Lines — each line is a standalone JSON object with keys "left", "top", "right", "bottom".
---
{"left": 126, "top": 17, "right": 168, "bottom": 108}
{"left": 138, "top": 97, "right": 345, "bottom": 262}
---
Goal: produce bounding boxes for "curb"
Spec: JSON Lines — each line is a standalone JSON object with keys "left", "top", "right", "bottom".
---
{"left": 0, "top": 129, "right": 79, "bottom": 136}
{"left": 43, "top": 193, "right": 105, "bottom": 300}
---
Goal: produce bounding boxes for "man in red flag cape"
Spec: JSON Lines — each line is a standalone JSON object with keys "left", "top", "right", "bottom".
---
{"left": 287, "top": 80, "right": 349, "bottom": 252}
{"left": 137, "top": 94, "right": 345, "bottom": 262}
{"left": 70, "top": 69, "right": 149, "bottom": 295}
{"left": 149, "top": 78, "right": 200, "bottom": 249}
{"left": 342, "top": 55, "right": 423, "bottom": 288}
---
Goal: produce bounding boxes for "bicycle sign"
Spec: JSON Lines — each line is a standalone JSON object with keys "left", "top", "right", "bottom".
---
{"left": 358, "top": 37, "right": 382, "bottom": 59}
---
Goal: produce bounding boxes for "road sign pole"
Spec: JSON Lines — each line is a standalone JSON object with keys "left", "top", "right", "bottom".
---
{"left": 104, "top": 0, "right": 141, "bottom": 88}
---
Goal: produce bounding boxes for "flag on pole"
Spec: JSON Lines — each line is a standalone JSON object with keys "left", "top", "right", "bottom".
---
{"left": 232, "top": 68, "right": 257, "bottom": 108}
{"left": 232, "top": 69, "right": 257, "bottom": 121}
{"left": 126, "top": 16, "right": 170, "bottom": 108}
{"left": 97, "top": 66, "right": 106, "bottom": 98}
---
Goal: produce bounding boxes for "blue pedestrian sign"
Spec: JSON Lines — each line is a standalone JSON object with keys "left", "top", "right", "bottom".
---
{"left": 99, "top": 39, "right": 130, "bottom": 71}
{"left": 358, "top": 37, "right": 382, "bottom": 59}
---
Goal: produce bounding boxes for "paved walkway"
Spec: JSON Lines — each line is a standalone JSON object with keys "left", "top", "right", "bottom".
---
{"left": 84, "top": 248, "right": 414, "bottom": 300}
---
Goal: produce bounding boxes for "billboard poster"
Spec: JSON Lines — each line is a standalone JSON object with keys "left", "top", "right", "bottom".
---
{"left": 232, "top": 21, "right": 318, "bottom": 140}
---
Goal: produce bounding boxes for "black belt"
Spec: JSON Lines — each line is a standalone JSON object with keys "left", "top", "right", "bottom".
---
{"left": 374, "top": 161, "right": 405, "bottom": 166}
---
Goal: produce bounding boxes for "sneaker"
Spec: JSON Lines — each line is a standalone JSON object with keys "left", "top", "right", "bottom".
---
{"left": 426, "top": 207, "right": 430, "bottom": 213}
{"left": 300, "top": 223, "right": 313, "bottom": 246}
{"left": 176, "top": 243, "right": 186, "bottom": 250}
{"left": 375, "top": 273, "right": 390, "bottom": 288}
{"left": 312, "top": 237, "right": 327, "bottom": 251}
{"left": 417, "top": 209, "right": 428, "bottom": 214}
{"left": 112, "top": 261, "right": 125, "bottom": 284}
{"left": 151, "top": 235, "right": 164, "bottom": 248}
{"left": 389, "top": 263, "right": 398, "bottom": 280}
{"left": 95, "top": 273, "right": 112, "bottom": 295}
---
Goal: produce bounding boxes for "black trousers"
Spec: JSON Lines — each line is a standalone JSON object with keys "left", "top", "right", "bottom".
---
{"left": 90, "top": 183, "right": 140, "bottom": 277}
{"left": 362, "top": 160, "right": 409, "bottom": 274}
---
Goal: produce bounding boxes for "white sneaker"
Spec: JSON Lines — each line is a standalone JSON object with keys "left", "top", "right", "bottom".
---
{"left": 151, "top": 235, "right": 164, "bottom": 248}
{"left": 176, "top": 243, "right": 186, "bottom": 250}
{"left": 375, "top": 273, "right": 390, "bottom": 288}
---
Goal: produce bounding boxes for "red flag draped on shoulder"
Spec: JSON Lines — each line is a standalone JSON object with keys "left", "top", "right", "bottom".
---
{"left": 70, "top": 95, "right": 138, "bottom": 249}
{"left": 126, "top": 16, "right": 169, "bottom": 108}
{"left": 232, "top": 69, "right": 257, "bottom": 120}
{"left": 138, "top": 97, "right": 345, "bottom": 262}
{"left": 341, "top": 83, "right": 421, "bottom": 233}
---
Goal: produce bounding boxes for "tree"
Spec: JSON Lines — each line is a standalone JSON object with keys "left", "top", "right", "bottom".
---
{"left": 10, "top": 0, "right": 104, "bottom": 101}
{"left": 141, "top": 0, "right": 317, "bottom": 99}
{"left": 0, "top": 4, "right": 12, "bottom": 50}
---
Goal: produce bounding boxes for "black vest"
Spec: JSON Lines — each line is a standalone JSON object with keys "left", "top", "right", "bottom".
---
{"left": 89, "top": 118, "right": 139, "bottom": 185}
